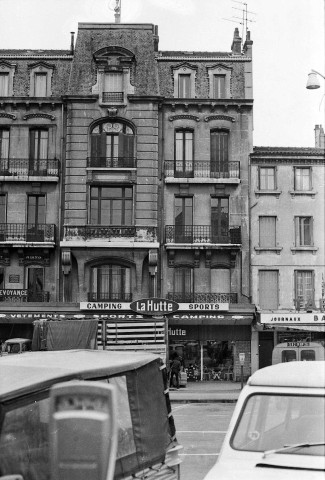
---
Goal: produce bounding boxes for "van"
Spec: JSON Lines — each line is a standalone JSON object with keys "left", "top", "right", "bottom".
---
{"left": 272, "top": 341, "right": 325, "bottom": 364}
{"left": 203, "top": 361, "right": 325, "bottom": 480}
{"left": 1, "top": 337, "right": 32, "bottom": 354}
{"left": 0, "top": 350, "right": 181, "bottom": 480}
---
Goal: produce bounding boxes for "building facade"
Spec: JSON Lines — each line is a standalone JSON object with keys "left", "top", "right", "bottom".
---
{"left": 250, "top": 143, "right": 325, "bottom": 371}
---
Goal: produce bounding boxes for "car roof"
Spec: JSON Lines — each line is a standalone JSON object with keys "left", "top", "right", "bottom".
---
{"left": 248, "top": 361, "right": 325, "bottom": 388}
{"left": 4, "top": 338, "right": 32, "bottom": 343}
{"left": 0, "top": 349, "right": 160, "bottom": 402}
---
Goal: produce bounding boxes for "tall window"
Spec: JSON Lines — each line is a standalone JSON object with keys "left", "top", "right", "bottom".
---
{"left": 34, "top": 73, "right": 47, "bottom": 96}
{"left": 213, "top": 75, "right": 226, "bottom": 99}
{"left": 178, "top": 74, "right": 191, "bottom": 98}
{"left": 26, "top": 267, "right": 45, "bottom": 301}
{"left": 0, "top": 195, "right": 6, "bottom": 224}
{"left": 174, "top": 267, "right": 194, "bottom": 302}
{"left": 210, "top": 130, "right": 229, "bottom": 176}
{"left": 211, "top": 268, "right": 230, "bottom": 293}
{"left": 174, "top": 196, "right": 193, "bottom": 242}
{"left": 295, "top": 270, "right": 314, "bottom": 309}
{"left": 90, "top": 186, "right": 133, "bottom": 225}
{"left": 259, "top": 216, "right": 276, "bottom": 248}
{"left": 259, "top": 270, "right": 279, "bottom": 310}
{"left": 211, "top": 197, "right": 229, "bottom": 242}
{"left": 0, "top": 73, "right": 9, "bottom": 96}
{"left": 294, "top": 167, "right": 311, "bottom": 191}
{"left": 27, "top": 195, "right": 46, "bottom": 226}
{"left": 29, "top": 129, "right": 48, "bottom": 174}
{"left": 91, "top": 265, "right": 131, "bottom": 301}
{"left": 175, "top": 130, "right": 193, "bottom": 176}
{"left": 91, "top": 122, "right": 134, "bottom": 168}
{"left": 295, "top": 217, "right": 313, "bottom": 246}
{"left": 259, "top": 167, "right": 276, "bottom": 190}
{"left": 103, "top": 72, "right": 123, "bottom": 102}
{"left": 0, "top": 129, "right": 9, "bottom": 165}
{"left": 0, "top": 268, "right": 4, "bottom": 289}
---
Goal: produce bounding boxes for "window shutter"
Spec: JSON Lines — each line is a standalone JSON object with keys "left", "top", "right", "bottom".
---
{"left": 29, "top": 130, "right": 36, "bottom": 159}
{"left": 91, "top": 134, "right": 106, "bottom": 163}
{"left": 259, "top": 217, "right": 276, "bottom": 247}
{"left": 118, "top": 133, "right": 134, "bottom": 164}
{"left": 259, "top": 270, "right": 278, "bottom": 309}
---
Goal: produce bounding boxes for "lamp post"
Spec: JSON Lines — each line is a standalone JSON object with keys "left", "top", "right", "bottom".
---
{"left": 306, "top": 69, "right": 325, "bottom": 89}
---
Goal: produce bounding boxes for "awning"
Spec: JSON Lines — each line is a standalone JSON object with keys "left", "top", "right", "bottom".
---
{"left": 169, "top": 313, "right": 253, "bottom": 326}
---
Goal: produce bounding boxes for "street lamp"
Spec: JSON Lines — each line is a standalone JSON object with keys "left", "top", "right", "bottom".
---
{"left": 306, "top": 69, "right": 325, "bottom": 89}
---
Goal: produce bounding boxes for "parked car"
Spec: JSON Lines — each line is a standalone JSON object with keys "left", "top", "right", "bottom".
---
{"left": 272, "top": 341, "right": 325, "bottom": 364}
{"left": 0, "top": 349, "right": 182, "bottom": 480}
{"left": 203, "top": 361, "right": 325, "bottom": 480}
{"left": 1, "top": 337, "right": 32, "bottom": 354}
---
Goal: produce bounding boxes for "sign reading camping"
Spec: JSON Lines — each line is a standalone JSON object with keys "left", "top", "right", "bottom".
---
{"left": 130, "top": 297, "right": 179, "bottom": 315}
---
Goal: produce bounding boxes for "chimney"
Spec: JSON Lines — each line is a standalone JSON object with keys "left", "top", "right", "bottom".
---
{"left": 70, "top": 32, "right": 75, "bottom": 55}
{"left": 231, "top": 28, "right": 242, "bottom": 55}
{"left": 114, "top": 0, "right": 121, "bottom": 23}
{"left": 243, "top": 30, "right": 253, "bottom": 55}
{"left": 315, "top": 124, "right": 325, "bottom": 149}
{"left": 153, "top": 25, "right": 159, "bottom": 52}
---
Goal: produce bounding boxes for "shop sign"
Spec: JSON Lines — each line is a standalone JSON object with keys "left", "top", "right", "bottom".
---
{"left": 80, "top": 302, "right": 131, "bottom": 311}
{"left": 178, "top": 302, "right": 229, "bottom": 311}
{"left": 0, "top": 289, "right": 27, "bottom": 297}
{"left": 130, "top": 298, "right": 178, "bottom": 315}
{"left": 260, "top": 313, "right": 325, "bottom": 324}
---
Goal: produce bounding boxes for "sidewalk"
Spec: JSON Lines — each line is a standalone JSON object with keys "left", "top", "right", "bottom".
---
{"left": 169, "top": 380, "right": 244, "bottom": 403}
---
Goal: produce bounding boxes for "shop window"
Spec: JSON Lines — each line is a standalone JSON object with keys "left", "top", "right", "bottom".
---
{"left": 211, "top": 197, "right": 229, "bottom": 242}
{"left": 173, "top": 267, "right": 194, "bottom": 302}
{"left": 211, "top": 268, "right": 230, "bottom": 293}
{"left": 172, "top": 64, "right": 197, "bottom": 98}
{"left": 259, "top": 216, "right": 276, "bottom": 248}
{"left": 295, "top": 217, "right": 313, "bottom": 246}
{"left": 207, "top": 65, "right": 231, "bottom": 99}
{"left": 29, "top": 62, "right": 53, "bottom": 97}
{"left": 90, "top": 186, "right": 133, "bottom": 226}
{"left": 295, "top": 270, "right": 315, "bottom": 310}
{"left": 175, "top": 130, "right": 193, "bottom": 177}
{"left": 294, "top": 167, "right": 312, "bottom": 191}
{"left": 90, "top": 264, "right": 131, "bottom": 301}
{"left": 259, "top": 270, "right": 279, "bottom": 310}
{"left": 90, "top": 121, "right": 135, "bottom": 168}
{"left": 174, "top": 196, "right": 193, "bottom": 242}
{"left": 259, "top": 167, "right": 276, "bottom": 190}
{"left": 210, "top": 130, "right": 229, "bottom": 177}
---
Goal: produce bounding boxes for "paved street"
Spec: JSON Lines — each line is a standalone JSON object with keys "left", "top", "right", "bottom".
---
{"left": 172, "top": 402, "right": 235, "bottom": 480}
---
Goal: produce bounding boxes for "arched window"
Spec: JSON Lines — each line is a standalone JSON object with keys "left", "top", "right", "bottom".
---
{"left": 90, "top": 121, "right": 135, "bottom": 168}
{"left": 90, "top": 264, "right": 131, "bottom": 302}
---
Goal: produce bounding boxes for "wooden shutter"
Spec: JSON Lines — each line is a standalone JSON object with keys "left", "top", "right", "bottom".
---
{"left": 118, "top": 133, "right": 134, "bottom": 165}
{"left": 259, "top": 270, "right": 278, "bottom": 309}
{"left": 91, "top": 134, "right": 106, "bottom": 165}
{"left": 259, "top": 216, "right": 276, "bottom": 247}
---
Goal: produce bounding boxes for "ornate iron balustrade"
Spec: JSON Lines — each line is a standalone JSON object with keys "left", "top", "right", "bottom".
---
{"left": 0, "top": 290, "right": 50, "bottom": 302}
{"left": 88, "top": 292, "right": 133, "bottom": 302}
{"left": 0, "top": 224, "right": 55, "bottom": 242}
{"left": 0, "top": 158, "right": 59, "bottom": 177}
{"left": 87, "top": 156, "right": 136, "bottom": 168}
{"left": 165, "top": 225, "right": 241, "bottom": 244}
{"left": 102, "top": 92, "right": 124, "bottom": 102}
{"left": 164, "top": 160, "right": 240, "bottom": 179}
{"left": 167, "top": 292, "right": 238, "bottom": 303}
{"left": 64, "top": 225, "right": 157, "bottom": 242}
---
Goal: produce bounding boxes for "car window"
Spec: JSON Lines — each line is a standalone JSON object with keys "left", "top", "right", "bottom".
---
{"left": 300, "top": 350, "right": 315, "bottom": 361}
{"left": 231, "top": 394, "right": 325, "bottom": 454}
{"left": 281, "top": 350, "right": 296, "bottom": 362}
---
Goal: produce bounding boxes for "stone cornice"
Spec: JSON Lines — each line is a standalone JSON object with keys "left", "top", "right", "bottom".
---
{"left": 23, "top": 113, "right": 55, "bottom": 121}
{"left": 169, "top": 114, "right": 200, "bottom": 122}
{"left": 0, "top": 55, "right": 72, "bottom": 60}
{"left": 251, "top": 157, "right": 325, "bottom": 165}
{"left": 0, "top": 112, "right": 16, "bottom": 120}
{"left": 204, "top": 114, "right": 235, "bottom": 122}
{"left": 157, "top": 55, "right": 251, "bottom": 62}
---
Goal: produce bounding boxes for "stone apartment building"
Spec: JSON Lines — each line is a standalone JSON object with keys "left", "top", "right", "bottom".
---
{"left": 250, "top": 129, "right": 325, "bottom": 371}
{"left": 0, "top": 20, "right": 255, "bottom": 377}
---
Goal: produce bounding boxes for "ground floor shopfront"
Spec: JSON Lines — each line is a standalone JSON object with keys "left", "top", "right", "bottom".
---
{"left": 168, "top": 309, "right": 254, "bottom": 381}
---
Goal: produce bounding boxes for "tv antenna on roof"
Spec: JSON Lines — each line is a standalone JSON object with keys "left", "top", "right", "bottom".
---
{"left": 108, "top": 0, "right": 121, "bottom": 23}
{"left": 223, "top": 1, "right": 256, "bottom": 45}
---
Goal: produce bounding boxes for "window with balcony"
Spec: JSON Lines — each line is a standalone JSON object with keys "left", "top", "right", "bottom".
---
{"left": 103, "top": 72, "right": 123, "bottom": 103}
{"left": 210, "top": 130, "right": 229, "bottom": 177}
{"left": 0, "top": 195, "right": 6, "bottom": 241}
{"left": 294, "top": 167, "right": 311, "bottom": 191}
{"left": 211, "top": 197, "right": 229, "bottom": 243}
{"left": 90, "top": 186, "right": 133, "bottom": 226}
{"left": 259, "top": 216, "right": 277, "bottom": 248}
{"left": 175, "top": 130, "right": 193, "bottom": 177}
{"left": 29, "top": 129, "right": 48, "bottom": 175}
{"left": 259, "top": 167, "right": 276, "bottom": 190}
{"left": 295, "top": 270, "right": 315, "bottom": 310}
{"left": 173, "top": 267, "right": 194, "bottom": 302}
{"left": 90, "top": 122, "right": 135, "bottom": 168}
{"left": 174, "top": 196, "right": 193, "bottom": 242}
{"left": 295, "top": 217, "right": 313, "bottom": 246}
{"left": 90, "top": 264, "right": 131, "bottom": 302}
{"left": 0, "top": 73, "right": 9, "bottom": 96}
{"left": 27, "top": 194, "right": 46, "bottom": 242}
{"left": 0, "top": 129, "right": 9, "bottom": 173}
{"left": 259, "top": 270, "right": 279, "bottom": 310}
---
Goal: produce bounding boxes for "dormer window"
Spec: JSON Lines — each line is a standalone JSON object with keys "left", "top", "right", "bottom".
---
{"left": 0, "top": 73, "right": 9, "bottom": 96}
{"left": 103, "top": 72, "right": 123, "bottom": 103}
{"left": 29, "top": 62, "right": 54, "bottom": 97}
{"left": 207, "top": 65, "right": 232, "bottom": 99}
{"left": 213, "top": 75, "right": 226, "bottom": 99}
{"left": 0, "top": 61, "right": 16, "bottom": 96}
{"left": 34, "top": 72, "right": 47, "bottom": 97}
{"left": 172, "top": 64, "right": 197, "bottom": 98}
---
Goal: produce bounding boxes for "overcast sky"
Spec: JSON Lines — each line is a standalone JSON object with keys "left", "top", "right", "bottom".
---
{"left": 0, "top": 0, "right": 324, "bottom": 147}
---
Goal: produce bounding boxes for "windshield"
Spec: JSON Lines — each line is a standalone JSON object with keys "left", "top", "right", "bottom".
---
{"left": 231, "top": 394, "right": 325, "bottom": 456}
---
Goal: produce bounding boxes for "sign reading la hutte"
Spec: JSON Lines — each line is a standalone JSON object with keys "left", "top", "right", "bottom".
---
{"left": 130, "top": 298, "right": 179, "bottom": 315}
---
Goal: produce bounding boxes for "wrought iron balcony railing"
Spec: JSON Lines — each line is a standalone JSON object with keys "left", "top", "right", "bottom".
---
{"left": 0, "top": 224, "right": 56, "bottom": 243}
{"left": 87, "top": 156, "right": 136, "bottom": 168}
{"left": 88, "top": 292, "right": 133, "bottom": 302}
{"left": 164, "top": 160, "right": 240, "bottom": 179}
{"left": 102, "top": 92, "right": 124, "bottom": 102}
{"left": 167, "top": 292, "right": 238, "bottom": 304}
{"left": 165, "top": 225, "right": 241, "bottom": 244}
{"left": 0, "top": 289, "right": 50, "bottom": 303}
{"left": 64, "top": 225, "right": 157, "bottom": 242}
{"left": 0, "top": 158, "right": 59, "bottom": 177}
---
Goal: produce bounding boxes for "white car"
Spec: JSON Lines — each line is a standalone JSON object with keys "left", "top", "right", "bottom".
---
{"left": 203, "top": 361, "right": 325, "bottom": 480}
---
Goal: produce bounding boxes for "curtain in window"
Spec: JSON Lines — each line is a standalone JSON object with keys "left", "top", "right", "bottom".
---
{"left": 295, "top": 168, "right": 311, "bottom": 190}
{"left": 0, "top": 130, "right": 9, "bottom": 159}
{"left": 295, "top": 271, "right": 314, "bottom": 308}
{"left": 0, "top": 73, "right": 9, "bottom": 96}
{"left": 259, "top": 270, "right": 278, "bottom": 310}
{"left": 34, "top": 73, "right": 47, "bottom": 96}
{"left": 178, "top": 74, "right": 191, "bottom": 98}
{"left": 259, "top": 216, "right": 276, "bottom": 247}
{"left": 296, "top": 217, "right": 312, "bottom": 246}
{"left": 175, "top": 131, "right": 193, "bottom": 175}
{"left": 92, "top": 265, "right": 130, "bottom": 300}
{"left": 104, "top": 73, "right": 123, "bottom": 92}
{"left": 213, "top": 75, "right": 225, "bottom": 98}
{"left": 259, "top": 168, "right": 275, "bottom": 190}
{"left": 211, "top": 269, "right": 230, "bottom": 293}
{"left": 210, "top": 131, "right": 229, "bottom": 175}
{"left": 174, "top": 267, "right": 193, "bottom": 300}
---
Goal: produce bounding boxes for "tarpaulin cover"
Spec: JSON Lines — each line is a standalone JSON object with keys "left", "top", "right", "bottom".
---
{"left": 32, "top": 320, "right": 98, "bottom": 350}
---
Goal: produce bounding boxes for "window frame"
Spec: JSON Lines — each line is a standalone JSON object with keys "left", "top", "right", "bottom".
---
{"left": 172, "top": 65, "right": 197, "bottom": 98}
{"left": 294, "top": 270, "right": 315, "bottom": 309}
{"left": 174, "top": 129, "right": 194, "bottom": 176}
{"left": 258, "top": 166, "right": 277, "bottom": 190}
{"left": 295, "top": 216, "right": 313, "bottom": 247}
{"left": 258, "top": 269, "right": 279, "bottom": 310}
{"left": 0, "top": 61, "right": 16, "bottom": 96}
{"left": 294, "top": 167, "right": 312, "bottom": 191}
{"left": 0, "top": 128, "right": 10, "bottom": 160}
{"left": 207, "top": 64, "right": 232, "bottom": 99}
{"left": 29, "top": 62, "right": 53, "bottom": 97}
{"left": 89, "top": 185, "right": 133, "bottom": 226}
{"left": 259, "top": 216, "right": 277, "bottom": 248}
{"left": 91, "top": 263, "right": 131, "bottom": 301}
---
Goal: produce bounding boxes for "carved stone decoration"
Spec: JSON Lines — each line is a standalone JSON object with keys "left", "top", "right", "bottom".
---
{"left": 194, "top": 250, "right": 200, "bottom": 268}
{"left": 61, "top": 250, "right": 72, "bottom": 275}
{"left": 205, "top": 250, "right": 212, "bottom": 268}
{"left": 0, "top": 112, "right": 16, "bottom": 120}
{"left": 169, "top": 114, "right": 200, "bottom": 122}
{"left": 23, "top": 113, "right": 55, "bottom": 121}
{"left": 204, "top": 114, "right": 235, "bottom": 123}
{"left": 107, "top": 108, "right": 118, "bottom": 117}
{"left": 18, "top": 249, "right": 50, "bottom": 266}
{"left": 168, "top": 250, "right": 175, "bottom": 268}
{"left": 0, "top": 249, "right": 10, "bottom": 266}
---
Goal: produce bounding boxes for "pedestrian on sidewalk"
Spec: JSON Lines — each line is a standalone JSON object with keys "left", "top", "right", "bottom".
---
{"left": 170, "top": 355, "right": 181, "bottom": 389}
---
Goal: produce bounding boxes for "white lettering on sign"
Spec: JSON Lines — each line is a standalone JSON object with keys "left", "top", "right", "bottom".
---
{"left": 168, "top": 328, "right": 186, "bottom": 336}
{"left": 0, "top": 289, "right": 28, "bottom": 296}
{"left": 80, "top": 302, "right": 131, "bottom": 310}
{"left": 178, "top": 303, "right": 229, "bottom": 311}
{"left": 130, "top": 298, "right": 179, "bottom": 314}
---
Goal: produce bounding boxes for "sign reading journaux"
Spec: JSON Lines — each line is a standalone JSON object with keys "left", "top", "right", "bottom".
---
{"left": 130, "top": 298, "right": 179, "bottom": 315}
